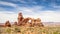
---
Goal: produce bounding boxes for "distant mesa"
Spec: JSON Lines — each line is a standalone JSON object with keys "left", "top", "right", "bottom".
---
{"left": 0, "top": 12, "right": 44, "bottom": 27}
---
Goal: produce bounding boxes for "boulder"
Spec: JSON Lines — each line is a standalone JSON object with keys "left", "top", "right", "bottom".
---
{"left": 5, "top": 20, "right": 11, "bottom": 27}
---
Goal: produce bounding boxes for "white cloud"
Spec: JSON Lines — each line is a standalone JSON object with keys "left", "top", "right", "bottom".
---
{"left": 37, "top": 11, "right": 60, "bottom": 22}
{"left": 17, "top": 6, "right": 44, "bottom": 12}
{"left": 18, "top": 0, "right": 27, "bottom": 3}
{"left": 18, "top": 7, "right": 33, "bottom": 12}
{"left": 0, "top": 11, "right": 18, "bottom": 23}
{"left": 11, "top": 0, "right": 37, "bottom": 4}
{"left": 0, "top": 1, "right": 44, "bottom": 13}
{"left": 50, "top": 2, "right": 60, "bottom": 9}
{"left": 0, "top": 1, "right": 18, "bottom": 8}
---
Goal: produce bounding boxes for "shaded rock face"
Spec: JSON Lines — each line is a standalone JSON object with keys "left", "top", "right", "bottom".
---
{"left": 17, "top": 12, "right": 23, "bottom": 26}
{"left": 5, "top": 21, "right": 11, "bottom": 27}
{"left": 17, "top": 12, "right": 44, "bottom": 27}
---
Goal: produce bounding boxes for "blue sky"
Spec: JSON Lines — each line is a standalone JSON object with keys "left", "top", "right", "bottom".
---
{"left": 0, "top": 0, "right": 60, "bottom": 23}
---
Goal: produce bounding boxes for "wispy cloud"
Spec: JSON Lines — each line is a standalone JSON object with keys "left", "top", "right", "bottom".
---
{"left": 50, "top": 2, "right": 60, "bottom": 9}
{"left": 0, "top": 1, "right": 18, "bottom": 8}
{"left": 11, "top": 0, "right": 37, "bottom": 4}
{"left": 0, "top": 1, "right": 20, "bottom": 12}
{"left": 17, "top": 6, "right": 45, "bottom": 13}
{"left": 52, "top": 5, "right": 60, "bottom": 9}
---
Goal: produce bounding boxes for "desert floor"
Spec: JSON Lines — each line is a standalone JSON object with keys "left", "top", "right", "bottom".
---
{"left": 0, "top": 26, "right": 60, "bottom": 34}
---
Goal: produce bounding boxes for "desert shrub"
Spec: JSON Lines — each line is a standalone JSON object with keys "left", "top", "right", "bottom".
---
{"left": 53, "top": 31, "right": 59, "bottom": 34}
{"left": 5, "top": 27, "right": 11, "bottom": 34}
{"left": 14, "top": 27, "right": 21, "bottom": 33}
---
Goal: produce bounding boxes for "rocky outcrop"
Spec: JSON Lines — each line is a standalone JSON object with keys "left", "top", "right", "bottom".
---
{"left": 0, "top": 12, "right": 44, "bottom": 27}
{"left": 17, "top": 12, "right": 23, "bottom": 26}
{"left": 17, "top": 12, "right": 44, "bottom": 27}
{"left": 5, "top": 20, "right": 11, "bottom": 27}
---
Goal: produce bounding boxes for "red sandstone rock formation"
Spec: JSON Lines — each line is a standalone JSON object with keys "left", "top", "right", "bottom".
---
{"left": 0, "top": 12, "right": 44, "bottom": 27}
{"left": 5, "top": 20, "right": 11, "bottom": 27}
{"left": 13, "top": 22, "right": 17, "bottom": 25}
{"left": 21, "top": 18, "right": 30, "bottom": 26}
{"left": 17, "top": 12, "right": 44, "bottom": 27}
{"left": 17, "top": 12, "right": 24, "bottom": 26}
{"left": 30, "top": 18, "right": 44, "bottom": 27}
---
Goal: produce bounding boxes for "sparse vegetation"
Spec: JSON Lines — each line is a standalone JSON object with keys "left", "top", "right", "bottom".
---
{"left": 0, "top": 26, "right": 60, "bottom": 34}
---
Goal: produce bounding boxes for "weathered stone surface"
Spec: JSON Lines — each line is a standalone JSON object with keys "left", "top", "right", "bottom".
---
{"left": 36, "top": 18, "right": 41, "bottom": 23}
{"left": 34, "top": 18, "right": 44, "bottom": 27}
{"left": 5, "top": 20, "right": 11, "bottom": 27}
{"left": 13, "top": 22, "right": 17, "bottom": 25}
{"left": 17, "top": 12, "right": 44, "bottom": 27}
{"left": 18, "top": 12, "right": 23, "bottom": 21}
{"left": 31, "top": 18, "right": 44, "bottom": 27}
{"left": 21, "top": 18, "right": 30, "bottom": 26}
{"left": 17, "top": 12, "right": 24, "bottom": 26}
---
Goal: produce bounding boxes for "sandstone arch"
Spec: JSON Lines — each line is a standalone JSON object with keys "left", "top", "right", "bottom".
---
{"left": 17, "top": 12, "right": 44, "bottom": 27}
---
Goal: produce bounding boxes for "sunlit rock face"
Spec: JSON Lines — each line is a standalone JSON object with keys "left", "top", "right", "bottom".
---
{"left": 21, "top": 18, "right": 32, "bottom": 27}
{"left": 33, "top": 18, "right": 44, "bottom": 27}
{"left": 21, "top": 18, "right": 30, "bottom": 26}
{"left": 36, "top": 18, "right": 41, "bottom": 24}
{"left": 30, "top": 18, "right": 44, "bottom": 27}
{"left": 5, "top": 20, "right": 11, "bottom": 27}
